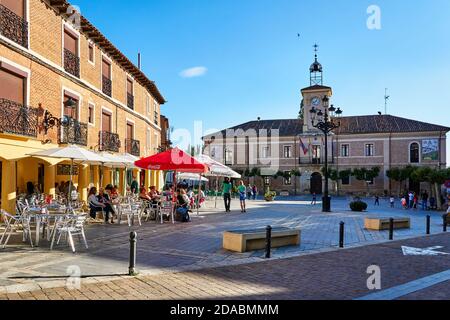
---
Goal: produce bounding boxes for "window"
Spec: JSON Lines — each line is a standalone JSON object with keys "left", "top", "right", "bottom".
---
{"left": 341, "top": 144, "right": 349, "bottom": 157}
{"left": 367, "top": 177, "right": 374, "bottom": 185}
{"left": 225, "top": 148, "right": 233, "bottom": 165}
{"left": 102, "top": 58, "right": 111, "bottom": 79}
{"left": 283, "top": 146, "right": 292, "bottom": 158}
{"left": 2, "top": 0, "right": 25, "bottom": 18}
{"left": 341, "top": 175, "right": 350, "bottom": 185}
{"left": 261, "top": 146, "right": 270, "bottom": 158}
{"left": 127, "top": 77, "right": 134, "bottom": 109}
{"left": 365, "top": 144, "right": 374, "bottom": 157}
{"left": 146, "top": 96, "right": 151, "bottom": 117}
{"left": 211, "top": 147, "right": 216, "bottom": 158}
{"left": 88, "top": 103, "right": 94, "bottom": 124}
{"left": 63, "top": 92, "right": 79, "bottom": 120}
{"left": 153, "top": 101, "right": 159, "bottom": 125}
{"left": 126, "top": 122, "right": 134, "bottom": 140}
{"left": 410, "top": 143, "right": 420, "bottom": 163}
{"left": 312, "top": 145, "right": 321, "bottom": 164}
{"left": 88, "top": 43, "right": 94, "bottom": 63}
{"left": 0, "top": 66, "right": 25, "bottom": 105}
{"left": 284, "top": 171, "right": 292, "bottom": 185}
{"left": 64, "top": 29, "right": 78, "bottom": 56}
{"left": 102, "top": 111, "right": 112, "bottom": 132}
{"left": 146, "top": 128, "right": 151, "bottom": 155}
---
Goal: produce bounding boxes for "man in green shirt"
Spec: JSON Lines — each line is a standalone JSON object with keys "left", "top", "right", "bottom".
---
{"left": 222, "top": 177, "right": 232, "bottom": 212}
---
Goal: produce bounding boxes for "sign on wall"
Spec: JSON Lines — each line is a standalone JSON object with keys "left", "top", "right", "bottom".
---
{"left": 422, "top": 139, "right": 439, "bottom": 161}
{"left": 57, "top": 164, "right": 79, "bottom": 176}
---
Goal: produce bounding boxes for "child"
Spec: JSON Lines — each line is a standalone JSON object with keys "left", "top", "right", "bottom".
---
{"left": 238, "top": 180, "right": 247, "bottom": 213}
{"left": 390, "top": 196, "right": 395, "bottom": 208}
{"left": 374, "top": 195, "right": 380, "bottom": 206}
{"left": 401, "top": 197, "right": 407, "bottom": 209}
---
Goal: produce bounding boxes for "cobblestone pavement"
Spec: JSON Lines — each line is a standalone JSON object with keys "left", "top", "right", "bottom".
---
{"left": 0, "top": 196, "right": 447, "bottom": 294}
{"left": 0, "top": 233, "right": 448, "bottom": 300}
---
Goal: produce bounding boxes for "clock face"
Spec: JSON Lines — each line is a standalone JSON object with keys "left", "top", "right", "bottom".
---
{"left": 311, "top": 97, "right": 321, "bottom": 107}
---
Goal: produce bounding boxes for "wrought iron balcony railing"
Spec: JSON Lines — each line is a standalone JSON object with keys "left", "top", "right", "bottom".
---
{"left": 58, "top": 119, "right": 88, "bottom": 146}
{"left": 0, "top": 98, "right": 38, "bottom": 138}
{"left": 127, "top": 93, "right": 134, "bottom": 110}
{"left": 125, "top": 138, "right": 140, "bottom": 157}
{"left": 102, "top": 76, "right": 112, "bottom": 97}
{"left": 64, "top": 48, "right": 80, "bottom": 78}
{"left": 0, "top": 4, "right": 28, "bottom": 48}
{"left": 99, "top": 131, "right": 121, "bottom": 153}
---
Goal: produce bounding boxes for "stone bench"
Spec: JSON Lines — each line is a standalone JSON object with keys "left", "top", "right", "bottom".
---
{"left": 364, "top": 217, "right": 411, "bottom": 231}
{"left": 223, "top": 227, "right": 300, "bottom": 253}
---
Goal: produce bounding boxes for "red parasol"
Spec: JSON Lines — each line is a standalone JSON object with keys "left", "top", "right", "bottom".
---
{"left": 134, "top": 147, "right": 208, "bottom": 174}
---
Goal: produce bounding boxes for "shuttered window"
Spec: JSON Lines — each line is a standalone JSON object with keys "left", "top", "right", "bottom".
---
{"left": 127, "top": 78, "right": 133, "bottom": 94}
{"left": 102, "top": 59, "right": 111, "bottom": 79}
{"left": 88, "top": 43, "right": 94, "bottom": 62}
{"left": 0, "top": 68, "right": 25, "bottom": 105}
{"left": 64, "top": 30, "right": 77, "bottom": 55}
{"left": 63, "top": 94, "right": 79, "bottom": 119}
{"left": 102, "top": 112, "right": 111, "bottom": 132}
{"left": 127, "top": 123, "right": 134, "bottom": 140}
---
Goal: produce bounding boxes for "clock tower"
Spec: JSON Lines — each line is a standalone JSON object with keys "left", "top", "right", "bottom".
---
{"left": 301, "top": 44, "right": 333, "bottom": 132}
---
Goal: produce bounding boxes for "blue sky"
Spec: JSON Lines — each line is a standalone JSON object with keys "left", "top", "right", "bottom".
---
{"left": 74, "top": 0, "right": 450, "bottom": 163}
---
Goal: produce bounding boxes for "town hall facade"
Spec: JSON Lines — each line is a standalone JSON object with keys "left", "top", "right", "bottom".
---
{"left": 202, "top": 48, "right": 449, "bottom": 196}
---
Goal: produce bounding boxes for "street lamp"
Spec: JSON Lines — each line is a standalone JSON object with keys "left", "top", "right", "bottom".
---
{"left": 42, "top": 98, "right": 78, "bottom": 134}
{"left": 310, "top": 96, "right": 343, "bottom": 212}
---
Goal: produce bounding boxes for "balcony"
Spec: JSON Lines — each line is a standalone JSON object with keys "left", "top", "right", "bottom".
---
{"left": 0, "top": 4, "right": 28, "bottom": 48}
{"left": 99, "top": 131, "right": 121, "bottom": 153}
{"left": 102, "top": 76, "right": 112, "bottom": 97}
{"left": 125, "top": 138, "right": 140, "bottom": 157}
{"left": 0, "top": 98, "right": 38, "bottom": 138}
{"left": 58, "top": 119, "right": 88, "bottom": 146}
{"left": 64, "top": 48, "right": 80, "bottom": 78}
{"left": 127, "top": 93, "right": 134, "bottom": 110}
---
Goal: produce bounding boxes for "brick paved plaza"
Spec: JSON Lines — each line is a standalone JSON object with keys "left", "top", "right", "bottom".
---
{"left": 0, "top": 197, "right": 448, "bottom": 300}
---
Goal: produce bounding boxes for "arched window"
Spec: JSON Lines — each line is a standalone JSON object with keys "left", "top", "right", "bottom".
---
{"left": 410, "top": 143, "right": 420, "bottom": 163}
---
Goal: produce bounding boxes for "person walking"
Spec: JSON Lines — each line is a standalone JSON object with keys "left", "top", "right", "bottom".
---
{"left": 238, "top": 180, "right": 247, "bottom": 213}
{"left": 374, "top": 195, "right": 380, "bottom": 206}
{"left": 408, "top": 191, "right": 414, "bottom": 209}
{"left": 222, "top": 177, "right": 232, "bottom": 213}
{"left": 421, "top": 191, "right": 429, "bottom": 211}
{"left": 246, "top": 184, "right": 253, "bottom": 200}
{"left": 252, "top": 185, "right": 258, "bottom": 200}
{"left": 390, "top": 196, "right": 395, "bottom": 208}
{"left": 311, "top": 193, "right": 317, "bottom": 205}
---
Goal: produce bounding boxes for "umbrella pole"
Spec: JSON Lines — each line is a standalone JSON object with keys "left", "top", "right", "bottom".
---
{"left": 215, "top": 176, "right": 218, "bottom": 209}
{"left": 68, "top": 158, "right": 74, "bottom": 208}
{"left": 197, "top": 174, "right": 202, "bottom": 216}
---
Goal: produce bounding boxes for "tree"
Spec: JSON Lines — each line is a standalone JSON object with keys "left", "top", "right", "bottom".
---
{"left": 338, "top": 169, "right": 353, "bottom": 196}
{"left": 429, "top": 169, "right": 448, "bottom": 209}
{"left": 352, "top": 167, "right": 380, "bottom": 195}
{"left": 298, "top": 99, "right": 304, "bottom": 120}
{"left": 400, "top": 165, "right": 415, "bottom": 193}
{"left": 386, "top": 168, "right": 402, "bottom": 195}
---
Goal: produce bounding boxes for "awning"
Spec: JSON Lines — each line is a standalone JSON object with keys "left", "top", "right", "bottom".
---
{"left": 0, "top": 141, "right": 66, "bottom": 165}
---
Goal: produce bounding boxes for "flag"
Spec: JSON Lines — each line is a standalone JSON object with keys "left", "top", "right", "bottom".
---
{"left": 300, "top": 138, "right": 309, "bottom": 155}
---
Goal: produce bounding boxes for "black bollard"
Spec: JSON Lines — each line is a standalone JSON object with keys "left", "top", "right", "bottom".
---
{"left": 426, "top": 215, "right": 431, "bottom": 235}
{"left": 339, "top": 222, "right": 345, "bottom": 248}
{"left": 443, "top": 214, "right": 447, "bottom": 232}
{"left": 265, "top": 226, "right": 272, "bottom": 259}
{"left": 129, "top": 232, "right": 137, "bottom": 276}
{"left": 389, "top": 218, "right": 394, "bottom": 240}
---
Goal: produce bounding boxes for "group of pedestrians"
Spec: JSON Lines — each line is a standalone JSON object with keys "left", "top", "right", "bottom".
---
{"left": 222, "top": 178, "right": 258, "bottom": 213}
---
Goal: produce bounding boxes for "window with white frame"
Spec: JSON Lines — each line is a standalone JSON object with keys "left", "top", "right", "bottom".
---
{"left": 341, "top": 144, "right": 349, "bottom": 157}
{"left": 88, "top": 103, "right": 94, "bottom": 124}
{"left": 225, "top": 148, "right": 233, "bottom": 165}
{"left": 283, "top": 146, "right": 292, "bottom": 158}
{"left": 365, "top": 144, "right": 374, "bottom": 157}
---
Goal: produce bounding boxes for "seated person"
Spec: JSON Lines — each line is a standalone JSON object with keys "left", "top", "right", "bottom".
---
{"left": 88, "top": 187, "right": 105, "bottom": 219}
{"left": 177, "top": 189, "right": 190, "bottom": 209}
{"left": 97, "top": 188, "right": 115, "bottom": 224}
{"left": 149, "top": 186, "right": 160, "bottom": 204}
{"left": 139, "top": 187, "right": 152, "bottom": 202}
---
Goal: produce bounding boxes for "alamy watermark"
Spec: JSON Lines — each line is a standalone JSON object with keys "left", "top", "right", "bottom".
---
{"left": 366, "top": 265, "right": 381, "bottom": 290}
{"left": 66, "top": 265, "right": 81, "bottom": 290}
{"left": 367, "top": 5, "right": 382, "bottom": 30}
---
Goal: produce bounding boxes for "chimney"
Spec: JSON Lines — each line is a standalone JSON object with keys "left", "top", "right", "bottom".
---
{"left": 138, "top": 53, "right": 141, "bottom": 70}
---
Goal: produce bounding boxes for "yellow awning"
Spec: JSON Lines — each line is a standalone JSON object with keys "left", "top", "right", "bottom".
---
{"left": 0, "top": 141, "right": 66, "bottom": 165}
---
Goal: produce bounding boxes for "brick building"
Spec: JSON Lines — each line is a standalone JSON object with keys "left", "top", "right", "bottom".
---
{"left": 203, "top": 49, "right": 449, "bottom": 196}
{"left": 0, "top": 0, "right": 167, "bottom": 212}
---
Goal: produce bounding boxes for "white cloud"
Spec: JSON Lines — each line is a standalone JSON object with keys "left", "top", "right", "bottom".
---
{"left": 179, "top": 66, "right": 208, "bottom": 78}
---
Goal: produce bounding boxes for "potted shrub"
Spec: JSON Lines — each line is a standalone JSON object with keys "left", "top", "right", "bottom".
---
{"left": 350, "top": 200, "right": 368, "bottom": 212}
{"left": 265, "top": 191, "right": 277, "bottom": 202}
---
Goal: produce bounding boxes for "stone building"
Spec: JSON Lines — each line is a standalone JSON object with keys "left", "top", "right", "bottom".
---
{"left": 202, "top": 48, "right": 449, "bottom": 196}
{"left": 0, "top": 0, "right": 167, "bottom": 212}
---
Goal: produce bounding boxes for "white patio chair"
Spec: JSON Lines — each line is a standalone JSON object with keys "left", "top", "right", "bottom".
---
{"left": 159, "top": 201, "right": 175, "bottom": 224}
{"left": 50, "top": 214, "right": 88, "bottom": 253}
{"left": 0, "top": 210, "right": 34, "bottom": 248}
{"left": 145, "top": 202, "right": 160, "bottom": 222}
